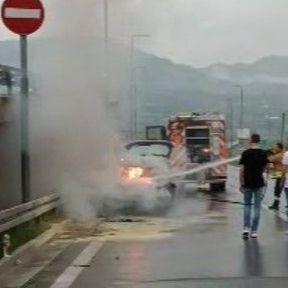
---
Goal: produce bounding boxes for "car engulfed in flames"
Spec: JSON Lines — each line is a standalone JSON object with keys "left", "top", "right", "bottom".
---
{"left": 97, "top": 141, "right": 176, "bottom": 216}
{"left": 119, "top": 140, "right": 176, "bottom": 196}
{"left": 120, "top": 166, "right": 154, "bottom": 185}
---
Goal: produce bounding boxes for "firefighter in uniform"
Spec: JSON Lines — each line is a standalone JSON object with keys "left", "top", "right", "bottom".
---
{"left": 269, "top": 143, "right": 285, "bottom": 210}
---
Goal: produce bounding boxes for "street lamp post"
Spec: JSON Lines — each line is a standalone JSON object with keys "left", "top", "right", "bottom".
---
{"left": 227, "top": 98, "right": 234, "bottom": 148}
{"left": 133, "top": 66, "right": 146, "bottom": 139}
{"left": 130, "top": 34, "right": 150, "bottom": 139}
{"left": 104, "top": 0, "right": 110, "bottom": 108}
{"left": 104, "top": 0, "right": 109, "bottom": 46}
{"left": 233, "top": 85, "right": 244, "bottom": 130}
{"left": 103, "top": 0, "right": 121, "bottom": 131}
{"left": 281, "top": 113, "right": 286, "bottom": 144}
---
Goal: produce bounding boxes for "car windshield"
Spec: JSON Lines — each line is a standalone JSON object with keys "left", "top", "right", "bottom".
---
{"left": 127, "top": 143, "right": 171, "bottom": 158}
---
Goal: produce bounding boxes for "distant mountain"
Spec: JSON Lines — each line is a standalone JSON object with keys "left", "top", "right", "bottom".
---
{"left": 201, "top": 56, "right": 288, "bottom": 84}
{"left": 1, "top": 39, "right": 288, "bottom": 140}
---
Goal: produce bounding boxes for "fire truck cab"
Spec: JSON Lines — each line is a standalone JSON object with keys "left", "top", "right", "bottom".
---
{"left": 146, "top": 113, "right": 228, "bottom": 192}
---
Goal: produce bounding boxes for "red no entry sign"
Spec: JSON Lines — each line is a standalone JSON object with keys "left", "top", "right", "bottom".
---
{"left": 1, "top": 0, "right": 45, "bottom": 35}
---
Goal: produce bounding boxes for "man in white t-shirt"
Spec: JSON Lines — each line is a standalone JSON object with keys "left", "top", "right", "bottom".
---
{"left": 281, "top": 151, "right": 288, "bottom": 211}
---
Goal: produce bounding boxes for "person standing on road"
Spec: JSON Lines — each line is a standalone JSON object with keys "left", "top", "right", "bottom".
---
{"left": 268, "top": 143, "right": 285, "bottom": 210}
{"left": 239, "top": 134, "right": 269, "bottom": 239}
{"left": 281, "top": 148, "right": 288, "bottom": 213}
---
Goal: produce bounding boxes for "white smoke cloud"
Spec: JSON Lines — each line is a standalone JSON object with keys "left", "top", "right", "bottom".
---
{"left": 28, "top": 0, "right": 124, "bottom": 220}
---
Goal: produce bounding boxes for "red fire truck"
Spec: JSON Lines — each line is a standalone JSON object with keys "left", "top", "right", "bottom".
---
{"left": 146, "top": 112, "right": 228, "bottom": 191}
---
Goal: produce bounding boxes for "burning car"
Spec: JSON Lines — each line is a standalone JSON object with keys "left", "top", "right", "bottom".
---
{"left": 98, "top": 140, "right": 177, "bottom": 216}
{"left": 119, "top": 140, "right": 176, "bottom": 198}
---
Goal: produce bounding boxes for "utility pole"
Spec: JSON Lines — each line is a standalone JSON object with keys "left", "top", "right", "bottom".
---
{"left": 240, "top": 87, "right": 244, "bottom": 130}
{"left": 226, "top": 98, "right": 234, "bottom": 156}
{"left": 228, "top": 98, "right": 234, "bottom": 147}
{"left": 233, "top": 85, "right": 244, "bottom": 129}
{"left": 104, "top": 0, "right": 110, "bottom": 109}
{"left": 281, "top": 112, "right": 286, "bottom": 145}
{"left": 133, "top": 66, "right": 146, "bottom": 139}
{"left": 129, "top": 36, "right": 135, "bottom": 140}
{"left": 129, "top": 34, "right": 150, "bottom": 139}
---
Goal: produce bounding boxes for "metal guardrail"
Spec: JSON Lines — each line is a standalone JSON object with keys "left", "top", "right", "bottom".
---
{"left": 0, "top": 64, "right": 21, "bottom": 74}
{"left": 0, "top": 193, "right": 60, "bottom": 234}
{"left": 0, "top": 64, "right": 21, "bottom": 97}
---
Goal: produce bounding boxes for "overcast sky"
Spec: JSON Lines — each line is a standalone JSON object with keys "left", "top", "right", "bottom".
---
{"left": 0, "top": 0, "right": 287, "bottom": 67}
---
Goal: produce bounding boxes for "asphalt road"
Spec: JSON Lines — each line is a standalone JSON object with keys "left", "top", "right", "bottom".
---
{"left": 23, "top": 185, "right": 288, "bottom": 288}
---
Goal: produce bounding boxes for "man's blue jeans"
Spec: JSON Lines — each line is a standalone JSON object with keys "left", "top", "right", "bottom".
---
{"left": 243, "top": 187, "right": 264, "bottom": 232}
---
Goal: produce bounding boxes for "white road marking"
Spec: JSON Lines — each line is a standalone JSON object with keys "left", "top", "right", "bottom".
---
{"left": 49, "top": 242, "right": 104, "bottom": 288}
{"left": 4, "top": 8, "right": 41, "bottom": 19}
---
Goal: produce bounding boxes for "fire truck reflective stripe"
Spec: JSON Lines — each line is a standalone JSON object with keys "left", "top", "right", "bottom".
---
{"left": 4, "top": 8, "right": 41, "bottom": 19}
{"left": 171, "top": 147, "right": 187, "bottom": 167}
{"left": 211, "top": 155, "right": 227, "bottom": 176}
{"left": 219, "top": 138, "right": 225, "bottom": 146}
{"left": 211, "top": 167, "right": 222, "bottom": 175}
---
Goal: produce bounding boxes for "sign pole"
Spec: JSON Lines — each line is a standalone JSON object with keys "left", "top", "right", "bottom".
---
{"left": 20, "top": 34, "right": 30, "bottom": 203}
{"left": 1, "top": 0, "right": 45, "bottom": 203}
